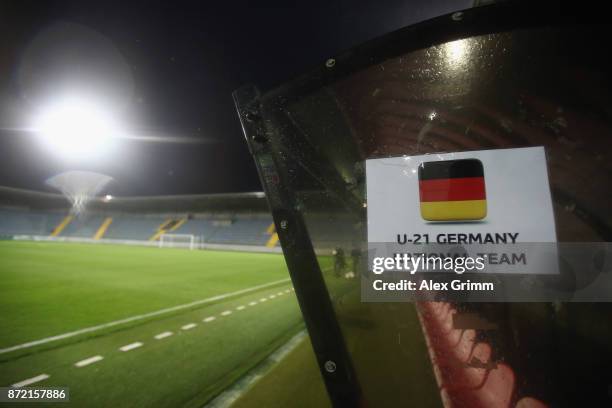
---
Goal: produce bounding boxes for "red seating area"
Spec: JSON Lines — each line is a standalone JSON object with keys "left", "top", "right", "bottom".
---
{"left": 417, "top": 302, "right": 548, "bottom": 408}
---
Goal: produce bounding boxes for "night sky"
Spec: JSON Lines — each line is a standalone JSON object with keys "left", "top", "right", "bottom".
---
{"left": 0, "top": 0, "right": 465, "bottom": 196}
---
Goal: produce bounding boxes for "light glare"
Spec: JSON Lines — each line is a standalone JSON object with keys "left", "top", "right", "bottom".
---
{"left": 444, "top": 39, "right": 468, "bottom": 67}
{"left": 34, "top": 97, "right": 122, "bottom": 160}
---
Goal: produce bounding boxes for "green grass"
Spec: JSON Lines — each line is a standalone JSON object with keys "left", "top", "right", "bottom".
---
{"left": 329, "top": 282, "right": 441, "bottom": 407}
{"left": 232, "top": 335, "right": 331, "bottom": 408}
{"left": 0, "top": 241, "right": 290, "bottom": 349}
{"left": 233, "top": 263, "right": 441, "bottom": 408}
{"left": 0, "top": 241, "right": 303, "bottom": 407}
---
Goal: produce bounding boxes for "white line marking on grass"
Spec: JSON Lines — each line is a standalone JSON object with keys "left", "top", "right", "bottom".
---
{"left": 75, "top": 355, "right": 104, "bottom": 367}
{"left": 0, "top": 278, "right": 290, "bottom": 355}
{"left": 269, "top": 295, "right": 276, "bottom": 299}
{"left": 203, "top": 316, "right": 216, "bottom": 323}
{"left": 284, "top": 289, "right": 290, "bottom": 293}
{"left": 259, "top": 298, "right": 267, "bottom": 302}
{"left": 248, "top": 301, "right": 258, "bottom": 306}
{"left": 181, "top": 323, "right": 197, "bottom": 330}
{"left": 154, "top": 331, "right": 174, "bottom": 340}
{"left": 119, "top": 342, "right": 143, "bottom": 352}
{"left": 236, "top": 305, "right": 246, "bottom": 311}
{"left": 12, "top": 374, "right": 50, "bottom": 388}
{"left": 220, "top": 310, "right": 232, "bottom": 316}
{"left": 204, "top": 330, "right": 307, "bottom": 408}
{"left": 277, "top": 292, "right": 284, "bottom": 296}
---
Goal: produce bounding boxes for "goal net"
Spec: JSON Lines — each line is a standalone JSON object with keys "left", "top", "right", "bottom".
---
{"left": 159, "top": 233, "right": 197, "bottom": 250}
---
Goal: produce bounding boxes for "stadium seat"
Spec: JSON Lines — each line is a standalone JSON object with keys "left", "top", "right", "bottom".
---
{"left": 0, "top": 208, "right": 284, "bottom": 247}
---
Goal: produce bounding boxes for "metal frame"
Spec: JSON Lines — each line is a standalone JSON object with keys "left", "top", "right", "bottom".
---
{"left": 233, "top": 2, "right": 609, "bottom": 406}
{"left": 234, "top": 86, "right": 362, "bottom": 407}
{"left": 258, "top": 1, "right": 599, "bottom": 109}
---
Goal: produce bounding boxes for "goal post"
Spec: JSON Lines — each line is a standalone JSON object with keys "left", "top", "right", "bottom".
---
{"left": 158, "top": 233, "right": 196, "bottom": 250}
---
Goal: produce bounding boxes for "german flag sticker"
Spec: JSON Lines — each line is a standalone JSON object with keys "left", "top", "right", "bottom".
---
{"left": 418, "top": 158, "right": 487, "bottom": 221}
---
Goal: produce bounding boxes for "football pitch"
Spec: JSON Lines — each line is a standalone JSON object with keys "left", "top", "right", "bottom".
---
{"left": 0, "top": 241, "right": 303, "bottom": 407}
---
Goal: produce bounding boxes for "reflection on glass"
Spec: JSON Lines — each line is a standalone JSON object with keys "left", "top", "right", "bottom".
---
{"left": 443, "top": 39, "right": 470, "bottom": 68}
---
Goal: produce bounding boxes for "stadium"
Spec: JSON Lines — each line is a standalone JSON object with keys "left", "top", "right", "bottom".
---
{"left": 2, "top": 1, "right": 612, "bottom": 408}
{"left": 0, "top": 187, "right": 316, "bottom": 405}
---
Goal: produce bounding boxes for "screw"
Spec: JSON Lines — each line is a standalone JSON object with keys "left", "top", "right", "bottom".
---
{"left": 324, "top": 360, "right": 337, "bottom": 373}
{"left": 325, "top": 58, "right": 336, "bottom": 68}
{"left": 451, "top": 11, "right": 464, "bottom": 21}
{"left": 280, "top": 220, "right": 288, "bottom": 230}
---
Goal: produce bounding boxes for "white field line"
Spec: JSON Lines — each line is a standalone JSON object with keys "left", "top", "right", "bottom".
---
{"left": 203, "top": 316, "right": 216, "bottom": 323}
{"left": 119, "top": 342, "right": 143, "bottom": 352}
{"left": 204, "top": 330, "right": 307, "bottom": 408}
{"left": 259, "top": 298, "right": 267, "bottom": 302}
{"left": 248, "top": 301, "right": 258, "bottom": 306}
{"left": 154, "top": 331, "right": 173, "bottom": 340}
{"left": 235, "top": 305, "right": 246, "bottom": 311}
{"left": 181, "top": 323, "right": 197, "bottom": 330}
{"left": 277, "top": 292, "right": 284, "bottom": 296}
{"left": 12, "top": 374, "right": 50, "bottom": 388}
{"left": 284, "top": 289, "right": 290, "bottom": 293}
{"left": 220, "top": 310, "right": 232, "bottom": 316}
{"left": 0, "top": 278, "right": 290, "bottom": 354}
{"left": 269, "top": 295, "right": 276, "bottom": 299}
{"left": 75, "top": 355, "right": 104, "bottom": 367}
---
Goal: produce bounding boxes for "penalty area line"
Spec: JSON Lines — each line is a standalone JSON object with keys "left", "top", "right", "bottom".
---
{"left": 0, "top": 278, "right": 290, "bottom": 355}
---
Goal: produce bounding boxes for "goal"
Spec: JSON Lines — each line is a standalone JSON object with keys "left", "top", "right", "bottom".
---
{"left": 159, "top": 233, "right": 197, "bottom": 250}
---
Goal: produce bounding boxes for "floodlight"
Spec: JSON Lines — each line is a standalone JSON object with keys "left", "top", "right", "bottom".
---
{"left": 33, "top": 96, "right": 122, "bottom": 160}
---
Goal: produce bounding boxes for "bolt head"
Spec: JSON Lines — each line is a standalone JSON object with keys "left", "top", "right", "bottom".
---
{"left": 324, "top": 360, "right": 336, "bottom": 373}
{"left": 451, "top": 11, "right": 464, "bottom": 21}
{"left": 325, "top": 58, "right": 336, "bottom": 68}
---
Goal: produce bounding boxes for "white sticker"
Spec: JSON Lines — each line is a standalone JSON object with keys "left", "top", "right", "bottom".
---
{"left": 366, "top": 146, "right": 558, "bottom": 274}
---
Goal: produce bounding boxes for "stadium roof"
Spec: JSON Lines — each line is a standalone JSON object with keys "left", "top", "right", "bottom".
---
{"left": 0, "top": 186, "right": 268, "bottom": 213}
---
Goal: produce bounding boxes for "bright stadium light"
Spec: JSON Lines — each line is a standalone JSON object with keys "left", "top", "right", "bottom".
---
{"left": 33, "top": 95, "right": 123, "bottom": 160}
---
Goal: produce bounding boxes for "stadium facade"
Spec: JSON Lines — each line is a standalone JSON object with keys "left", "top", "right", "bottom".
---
{"left": 0, "top": 186, "right": 277, "bottom": 249}
{"left": 0, "top": 186, "right": 354, "bottom": 252}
